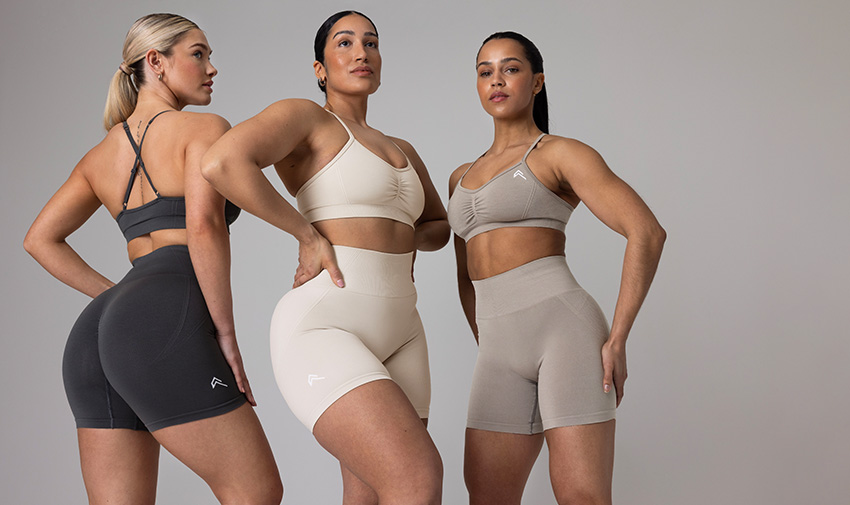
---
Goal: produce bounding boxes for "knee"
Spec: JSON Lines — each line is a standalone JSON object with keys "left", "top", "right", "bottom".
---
{"left": 554, "top": 486, "right": 610, "bottom": 505}
{"left": 219, "top": 477, "right": 283, "bottom": 505}
{"left": 384, "top": 456, "right": 443, "bottom": 505}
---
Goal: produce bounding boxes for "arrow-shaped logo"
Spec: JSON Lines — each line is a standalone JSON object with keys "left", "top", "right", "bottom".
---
{"left": 307, "top": 374, "right": 326, "bottom": 386}
{"left": 513, "top": 169, "right": 527, "bottom": 180}
{"left": 210, "top": 377, "right": 228, "bottom": 389}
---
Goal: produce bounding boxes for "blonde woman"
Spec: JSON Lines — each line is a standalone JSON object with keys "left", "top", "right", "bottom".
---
{"left": 203, "top": 10, "right": 447, "bottom": 504}
{"left": 24, "top": 14, "right": 281, "bottom": 504}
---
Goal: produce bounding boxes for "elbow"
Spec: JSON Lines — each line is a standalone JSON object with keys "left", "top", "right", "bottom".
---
{"left": 23, "top": 226, "right": 46, "bottom": 260}
{"left": 646, "top": 222, "right": 667, "bottom": 256}
{"left": 200, "top": 151, "right": 225, "bottom": 187}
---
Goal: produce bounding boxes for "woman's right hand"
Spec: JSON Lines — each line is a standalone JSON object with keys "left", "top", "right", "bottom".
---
{"left": 293, "top": 230, "right": 345, "bottom": 288}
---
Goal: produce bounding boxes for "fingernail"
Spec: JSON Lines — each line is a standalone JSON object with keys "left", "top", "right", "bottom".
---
{"left": 604, "top": 384, "right": 611, "bottom": 393}
{"left": 336, "top": 279, "right": 345, "bottom": 287}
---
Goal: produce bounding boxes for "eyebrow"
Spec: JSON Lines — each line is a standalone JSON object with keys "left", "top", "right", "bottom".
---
{"left": 332, "top": 30, "right": 379, "bottom": 39}
{"left": 476, "top": 57, "right": 522, "bottom": 69}
{"left": 189, "top": 42, "right": 211, "bottom": 54}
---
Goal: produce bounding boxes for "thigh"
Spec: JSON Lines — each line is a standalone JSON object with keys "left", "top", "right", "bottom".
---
{"left": 77, "top": 428, "right": 160, "bottom": 505}
{"left": 153, "top": 403, "right": 282, "bottom": 504}
{"left": 469, "top": 310, "right": 543, "bottom": 435}
{"left": 99, "top": 273, "right": 245, "bottom": 431}
{"left": 538, "top": 291, "right": 616, "bottom": 430}
{"left": 464, "top": 428, "right": 544, "bottom": 505}
{"left": 313, "top": 379, "right": 442, "bottom": 502}
{"left": 382, "top": 314, "right": 431, "bottom": 420}
{"left": 545, "top": 420, "right": 615, "bottom": 505}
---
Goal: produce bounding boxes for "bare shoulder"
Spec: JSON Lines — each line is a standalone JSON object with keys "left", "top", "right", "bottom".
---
{"left": 387, "top": 135, "right": 420, "bottom": 160}
{"left": 448, "top": 162, "right": 473, "bottom": 194}
{"left": 262, "top": 98, "right": 327, "bottom": 120}
{"left": 537, "top": 135, "right": 600, "bottom": 162}
{"left": 171, "top": 111, "right": 231, "bottom": 137}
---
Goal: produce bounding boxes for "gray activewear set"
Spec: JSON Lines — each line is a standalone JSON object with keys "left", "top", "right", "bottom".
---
{"left": 448, "top": 134, "right": 616, "bottom": 435}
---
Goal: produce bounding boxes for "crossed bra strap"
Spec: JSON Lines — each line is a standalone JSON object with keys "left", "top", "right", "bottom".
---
{"left": 121, "top": 110, "right": 172, "bottom": 208}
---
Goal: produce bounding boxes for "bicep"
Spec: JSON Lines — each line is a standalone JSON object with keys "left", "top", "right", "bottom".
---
{"left": 185, "top": 118, "right": 230, "bottom": 222}
{"left": 211, "top": 101, "right": 316, "bottom": 169}
{"left": 28, "top": 169, "right": 101, "bottom": 243}
{"left": 559, "top": 143, "right": 657, "bottom": 238}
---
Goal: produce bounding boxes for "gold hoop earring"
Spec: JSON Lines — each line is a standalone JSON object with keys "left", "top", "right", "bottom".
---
{"left": 319, "top": 77, "right": 326, "bottom": 87}
{"left": 158, "top": 73, "right": 163, "bottom": 81}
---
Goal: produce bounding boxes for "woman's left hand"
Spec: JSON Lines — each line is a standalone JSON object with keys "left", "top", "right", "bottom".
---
{"left": 216, "top": 332, "right": 256, "bottom": 406}
{"left": 602, "top": 339, "right": 627, "bottom": 407}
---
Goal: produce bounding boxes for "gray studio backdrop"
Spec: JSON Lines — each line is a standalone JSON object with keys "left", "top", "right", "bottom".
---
{"left": 2, "top": 0, "right": 848, "bottom": 503}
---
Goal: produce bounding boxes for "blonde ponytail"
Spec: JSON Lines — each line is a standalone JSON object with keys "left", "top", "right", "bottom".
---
{"left": 102, "top": 13, "right": 199, "bottom": 130}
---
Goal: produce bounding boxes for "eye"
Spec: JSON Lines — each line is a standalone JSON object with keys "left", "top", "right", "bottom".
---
{"left": 479, "top": 70, "right": 492, "bottom": 77}
{"left": 505, "top": 67, "right": 519, "bottom": 74}
{"left": 193, "top": 51, "right": 203, "bottom": 58}
{"left": 338, "top": 39, "right": 350, "bottom": 47}
{"left": 365, "top": 40, "right": 378, "bottom": 48}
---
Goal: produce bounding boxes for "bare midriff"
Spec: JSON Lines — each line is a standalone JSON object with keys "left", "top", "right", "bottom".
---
{"left": 465, "top": 227, "right": 565, "bottom": 280}
{"left": 127, "top": 229, "right": 188, "bottom": 262}
{"left": 314, "top": 218, "right": 416, "bottom": 254}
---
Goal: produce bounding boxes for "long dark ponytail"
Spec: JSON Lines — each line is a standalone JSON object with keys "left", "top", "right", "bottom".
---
{"left": 480, "top": 31, "right": 549, "bottom": 133}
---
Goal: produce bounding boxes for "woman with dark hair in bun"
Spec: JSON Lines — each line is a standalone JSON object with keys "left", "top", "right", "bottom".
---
{"left": 448, "top": 31, "right": 666, "bottom": 504}
{"left": 24, "top": 13, "right": 282, "bottom": 504}
{"left": 203, "top": 10, "right": 447, "bottom": 504}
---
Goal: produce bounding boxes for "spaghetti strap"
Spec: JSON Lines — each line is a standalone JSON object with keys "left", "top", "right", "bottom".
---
{"left": 120, "top": 110, "right": 172, "bottom": 208}
{"left": 324, "top": 109, "right": 354, "bottom": 141}
{"left": 521, "top": 133, "right": 547, "bottom": 162}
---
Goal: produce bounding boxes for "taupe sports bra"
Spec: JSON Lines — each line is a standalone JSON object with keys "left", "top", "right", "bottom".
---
{"left": 448, "top": 134, "right": 574, "bottom": 241}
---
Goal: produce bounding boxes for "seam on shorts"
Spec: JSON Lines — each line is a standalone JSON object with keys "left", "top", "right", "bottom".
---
{"left": 541, "top": 409, "right": 616, "bottom": 431}
{"left": 307, "top": 372, "right": 391, "bottom": 432}
{"left": 467, "top": 418, "right": 543, "bottom": 435}
{"left": 146, "top": 394, "right": 246, "bottom": 432}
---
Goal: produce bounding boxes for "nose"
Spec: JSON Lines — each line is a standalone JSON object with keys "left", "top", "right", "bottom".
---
{"left": 208, "top": 61, "right": 218, "bottom": 78}
{"left": 355, "top": 42, "right": 368, "bottom": 62}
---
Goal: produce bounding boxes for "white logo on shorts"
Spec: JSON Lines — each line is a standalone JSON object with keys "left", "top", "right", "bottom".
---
{"left": 211, "top": 377, "right": 228, "bottom": 389}
{"left": 307, "top": 374, "right": 326, "bottom": 386}
{"left": 513, "top": 169, "right": 527, "bottom": 180}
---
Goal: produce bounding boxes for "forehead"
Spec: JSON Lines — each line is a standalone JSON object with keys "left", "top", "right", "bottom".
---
{"left": 330, "top": 14, "right": 377, "bottom": 37}
{"left": 175, "top": 28, "right": 209, "bottom": 48}
{"left": 477, "top": 38, "right": 526, "bottom": 64}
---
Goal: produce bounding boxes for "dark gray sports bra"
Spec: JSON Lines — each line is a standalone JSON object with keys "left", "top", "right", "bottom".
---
{"left": 447, "top": 134, "right": 574, "bottom": 242}
{"left": 115, "top": 111, "right": 239, "bottom": 242}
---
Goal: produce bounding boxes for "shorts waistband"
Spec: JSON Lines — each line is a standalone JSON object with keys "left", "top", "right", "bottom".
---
{"left": 126, "top": 245, "right": 194, "bottom": 278}
{"left": 332, "top": 245, "right": 415, "bottom": 297}
{"left": 472, "top": 255, "right": 581, "bottom": 318}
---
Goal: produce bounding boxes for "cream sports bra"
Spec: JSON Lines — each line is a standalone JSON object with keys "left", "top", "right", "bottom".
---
{"left": 448, "top": 134, "right": 574, "bottom": 241}
{"left": 295, "top": 111, "right": 425, "bottom": 228}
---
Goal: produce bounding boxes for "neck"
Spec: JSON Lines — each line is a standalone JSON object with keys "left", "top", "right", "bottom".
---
{"left": 324, "top": 93, "right": 369, "bottom": 126}
{"left": 490, "top": 117, "right": 542, "bottom": 153}
{"left": 136, "top": 86, "right": 181, "bottom": 113}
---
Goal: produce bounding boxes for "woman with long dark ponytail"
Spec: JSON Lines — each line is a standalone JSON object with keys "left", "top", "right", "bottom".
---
{"left": 24, "top": 13, "right": 282, "bottom": 503}
{"left": 447, "top": 31, "right": 666, "bottom": 504}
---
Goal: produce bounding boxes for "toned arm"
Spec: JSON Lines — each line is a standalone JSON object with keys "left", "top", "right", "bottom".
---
{"left": 550, "top": 138, "right": 666, "bottom": 404}
{"left": 24, "top": 147, "right": 114, "bottom": 298}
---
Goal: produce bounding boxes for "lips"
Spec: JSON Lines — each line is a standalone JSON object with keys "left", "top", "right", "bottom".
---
{"left": 351, "top": 66, "right": 373, "bottom": 76}
{"left": 490, "top": 91, "right": 508, "bottom": 102}
{"left": 203, "top": 81, "right": 213, "bottom": 92}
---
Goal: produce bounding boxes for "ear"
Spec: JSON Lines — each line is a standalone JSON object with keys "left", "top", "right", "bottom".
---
{"left": 533, "top": 72, "right": 545, "bottom": 95}
{"left": 313, "top": 60, "right": 326, "bottom": 81}
{"left": 145, "top": 49, "right": 165, "bottom": 80}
